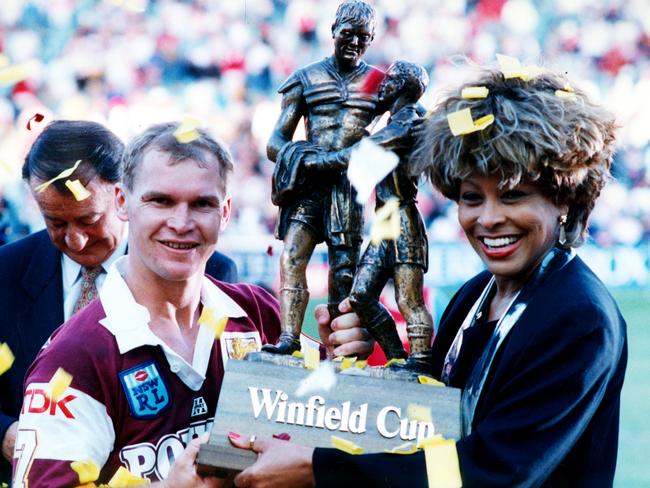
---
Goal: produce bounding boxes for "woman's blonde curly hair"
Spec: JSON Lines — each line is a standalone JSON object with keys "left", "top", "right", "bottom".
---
{"left": 411, "top": 68, "right": 618, "bottom": 248}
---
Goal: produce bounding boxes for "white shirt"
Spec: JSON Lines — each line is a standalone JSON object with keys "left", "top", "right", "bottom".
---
{"left": 98, "top": 256, "right": 247, "bottom": 390}
{"left": 61, "top": 235, "right": 128, "bottom": 321}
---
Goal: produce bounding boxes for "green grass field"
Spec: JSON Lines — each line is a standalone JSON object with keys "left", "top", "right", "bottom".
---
{"left": 304, "top": 289, "right": 650, "bottom": 486}
{"left": 614, "top": 288, "right": 650, "bottom": 487}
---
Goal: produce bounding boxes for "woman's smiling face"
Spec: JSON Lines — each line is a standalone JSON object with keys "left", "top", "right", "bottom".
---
{"left": 458, "top": 174, "right": 566, "bottom": 290}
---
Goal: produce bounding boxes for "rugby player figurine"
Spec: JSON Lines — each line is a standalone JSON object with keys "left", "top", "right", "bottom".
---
{"left": 264, "top": 0, "right": 384, "bottom": 355}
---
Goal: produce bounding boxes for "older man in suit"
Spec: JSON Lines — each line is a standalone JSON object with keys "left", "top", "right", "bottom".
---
{"left": 0, "top": 120, "right": 237, "bottom": 483}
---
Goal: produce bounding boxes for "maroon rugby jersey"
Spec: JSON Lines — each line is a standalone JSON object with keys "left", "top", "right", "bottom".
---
{"left": 13, "top": 261, "right": 280, "bottom": 487}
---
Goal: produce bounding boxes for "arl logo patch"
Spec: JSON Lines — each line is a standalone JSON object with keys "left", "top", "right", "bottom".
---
{"left": 119, "top": 361, "right": 170, "bottom": 419}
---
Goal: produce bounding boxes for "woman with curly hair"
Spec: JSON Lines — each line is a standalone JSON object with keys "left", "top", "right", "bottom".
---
{"left": 229, "top": 66, "right": 627, "bottom": 488}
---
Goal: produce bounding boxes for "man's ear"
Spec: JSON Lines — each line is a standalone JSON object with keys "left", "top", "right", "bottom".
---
{"left": 115, "top": 183, "right": 129, "bottom": 222}
{"left": 220, "top": 196, "right": 232, "bottom": 232}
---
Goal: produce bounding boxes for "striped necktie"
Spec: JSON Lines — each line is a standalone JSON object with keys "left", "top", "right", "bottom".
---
{"left": 72, "top": 266, "right": 102, "bottom": 314}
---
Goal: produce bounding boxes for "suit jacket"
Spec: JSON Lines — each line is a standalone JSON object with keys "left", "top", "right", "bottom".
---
{"left": 0, "top": 230, "right": 237, "bottom": 479}
{"left": 314, "top": 256, "right": 628, "bottom": 487}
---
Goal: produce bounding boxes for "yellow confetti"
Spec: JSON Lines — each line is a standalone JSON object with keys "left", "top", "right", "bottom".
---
{"left": 198, "top": 307, "right": 228, "bottom": 339}
{"left": 354, "top": 360, "right": 367, "bottom": 369}
{"left": 370, "top": 197, "right": 400, "bottom": 245}
{"left": 461, "top": 86, "right": 489, "bottom": 99}
{"left": 304, "top": 346, "right": 320, "bottom": 370}
{"left": 331, "top": 435, "right": 363, "bottom": 455}
{"left": 0, "top": 344, "right": 15, "bottom": 376}
{"left": 423, "top": 439, "right": 462, "bottom": 488}
{"left": 0, "top": 60, "right": 38, "bottom": 86}
{"left": 71, "top": 459, "right": 100, "bottom": 484}
{"left": 292, "top": 350, "right": 305, "bottom": 359}
{"left": 107, "top": 466, "right": 150, "bottom": 486}
{"left": 174, "top": 116, "right": 202, "bottom": 144}
{"left": 65, "top": 179, "right": 92, "bottom": 201}
{"left": 407, "top": 403, "right": 432, "bottom": 423}
{"left": 418, "top": 375, "right": 445, "bottom": 387}
{"left": 47, "top": 368, "right": 73, "bottom": 401}
{"left": 384, "top": 441, "right": 419, "bottom": 455}
{"left": 447, "top": 108, "right": 495, "bottom": 136}
{"left": 332, "top": 355, "right": 344, "bottom": 362}
{"left": 35, "top": 160, "right": 82, "bottom": 193}
{"left": 341, "top": 357, "right": 357, "bottom": 370}
{"left": 496, "top": 53, "right": 543, "bottom": 81}
{"left": 417, "top": 434, "right": 444, "bottom": 449}
{"left": 555, "top": 90, "right": 577, "bottom": 100}
{"left": 384, "top": 358, "right": 406, "bottom": 367}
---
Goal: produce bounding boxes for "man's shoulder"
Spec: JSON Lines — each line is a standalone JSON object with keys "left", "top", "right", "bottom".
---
{"left": 207, "top": 278, "right": 278, "bottom": 310}
{"left": 278, "top": 58, "right": 335, "bottom": 94}
{"left": 0, "top": 230, "right": 52, "bottom": 265}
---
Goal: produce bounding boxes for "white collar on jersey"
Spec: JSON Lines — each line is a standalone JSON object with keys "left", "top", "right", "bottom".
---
{"left": 98, "top": 256, "right": 247, "bottom": 391}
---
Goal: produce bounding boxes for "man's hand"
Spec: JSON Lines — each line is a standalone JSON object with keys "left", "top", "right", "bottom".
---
{"left": 315, "top": 298, "right": 375, "bottom": 359}
{"left": 229, "top": 434, "right": 314, "bottom": 488}
{"left": 2, "top": 421, "right": 17, "bottom": 462}
{"left": 157, "top": 434, "right": 230, "bottom": 488}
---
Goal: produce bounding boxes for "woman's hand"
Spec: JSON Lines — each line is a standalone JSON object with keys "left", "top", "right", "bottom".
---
{"left": 229, "top": 434, "right": 314, "bottom": 488}
{"left": 315, "top": 298, "right": 375, "bottom": 359}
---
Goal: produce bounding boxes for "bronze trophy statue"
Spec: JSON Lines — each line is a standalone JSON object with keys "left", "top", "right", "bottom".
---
{"left": 302, "top": 61, "right": 434, "bottom": 372}
{"left": 264, "top": 0, "right": 382, "bottom": 354}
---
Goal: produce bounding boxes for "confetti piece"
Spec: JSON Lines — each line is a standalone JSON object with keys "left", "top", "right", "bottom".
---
{"left": 384, "top": 358, "right": 406, "bottom": 367}
{"left": 26, "top": 113, "right": 44, "bottom": 130}
{"left": 0, "top": 60, "right": 38, "bottom": 86}
{"left": 273, "top": 432, "right": 291, "bottom": 441}
{"left": 370, "top": 197, "right": 400, "bottom": 245}
{"left": 563, "top": 83, "right": 574, "bottom": 92}
{"left": 418, "top": 375, "right": 445, "bottom": 387}
{"left": 292, "top": 350, "right": 305, "bottom": 359}
{"left": 461, "top": 86, "right": 489, "bottom": 99}
{"left": 174, "top": 116, "right": 202, "bottom": 144}
{"left": 361, "top": 68, "right": 386, "bottom": 94}
{"left": 348, "top": 139, "right": 399, "bottom": 204}
{"left": 555, "top": 90, "right": 577, "bottom": 100}
{"left": 65, "top": 179, "right": 92, "bottom": 201}
{"left": 304, "top": 346, "right": 320, "bottom": 370}
{"left": 332, "top": 356, "right": 344, "bottom": 362}
{"left": 341, "top": 357, "right": 357, "bottom": 370}
{"left": 447, "top": 108, "right": 495, "bottom": 136}
{"left": 295, "top": 361, "right": 336, "bottom": 396}
{"left": 107, "top": 466, "right": 150, "bottom": 486}
{"left": 354, "top": 360, "right": 367, "bottom": 369}
{"left": 71, "top": 459, "right": 100, "bottom": 484}
{"left": 198, "top": 307, "right": 228, "bottom": 339}
{"left": 423, "top": 439, "right": 462, "bottom": 488}
{"left": 496, "top": 54, "right": 543, "bottom": 81}
{"left": 384, "top": 441, "right": 419, "bottom": 455}
{"left": 417, "top": 434, "right": 444, "bottom": 449}
{"left": 331, "top": 435, "right": 363, "bottom": 455}
{"left": 35, "top": 160, "right": 82, "bottom": 193}
{"left": 47, "top": 368, "right": 73, "bottom": 401}
{"left": 407, "top": 403, "right": 432, "bottom": 423}
{"left": 0, "top": 344, "right": 14, "bottom": 376}
{"left": 266, "top": 245, "right": 273, "bottom": 256}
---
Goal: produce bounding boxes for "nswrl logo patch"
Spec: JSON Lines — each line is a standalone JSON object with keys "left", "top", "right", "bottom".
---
{"left": 119, "top": 361, "right": 170, "bottom": 419}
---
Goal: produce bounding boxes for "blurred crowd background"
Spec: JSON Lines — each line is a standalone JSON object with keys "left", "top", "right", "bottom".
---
{"left": 0, "top": 0, "right": 649, "bottom": 262}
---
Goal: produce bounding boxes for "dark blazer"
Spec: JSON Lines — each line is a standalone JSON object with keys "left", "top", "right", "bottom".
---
{"left": 0, "top": 230, "right": 237, "bottom": 479}
{"left": 314, "top": 256, "right": 628, "bottom": 488}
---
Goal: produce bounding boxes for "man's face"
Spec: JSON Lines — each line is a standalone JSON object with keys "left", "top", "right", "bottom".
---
{"left": 29, "top": 177, "right": 125, "bottom": 268}
{"left": 116, "top": 148, "right": 230, "bottom": 284}
{"left": 332, "top": 20, "right": 374, "bottom": 69}
{"left": 378, "top": 71, "right": 401, "bottom": 105}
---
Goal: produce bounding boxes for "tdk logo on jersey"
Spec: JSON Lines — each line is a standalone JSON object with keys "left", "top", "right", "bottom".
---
{"left": 119, "top": 361, "right": 170, "bottom": 419}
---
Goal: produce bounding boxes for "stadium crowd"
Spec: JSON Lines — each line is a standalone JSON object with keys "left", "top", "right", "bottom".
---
{"left": 0, "top": 0, "right": 649, "bottom": 251}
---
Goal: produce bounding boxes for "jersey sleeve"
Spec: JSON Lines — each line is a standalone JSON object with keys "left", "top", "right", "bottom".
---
{"left": 12, "top": 333, "right": 115, "bottom": 487}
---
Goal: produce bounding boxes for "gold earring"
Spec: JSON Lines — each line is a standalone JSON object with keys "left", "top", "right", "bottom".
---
{"left": 558, "top": 215, "right": 567, "bottom": 246}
